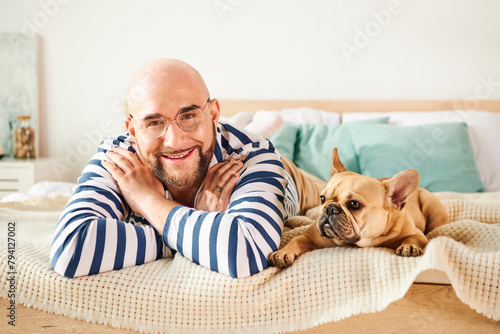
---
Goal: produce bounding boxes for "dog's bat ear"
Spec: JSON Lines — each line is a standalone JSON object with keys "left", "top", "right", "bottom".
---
{"left": 331, "top": 147, "right": 347, "bottom": 176}
{"left": 383, "top": 169, "right": 420, "bottom": 210}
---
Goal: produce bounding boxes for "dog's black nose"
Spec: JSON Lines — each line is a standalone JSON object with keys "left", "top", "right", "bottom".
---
{"left": 325, "top": 203, "right": 342, "bottom": 216}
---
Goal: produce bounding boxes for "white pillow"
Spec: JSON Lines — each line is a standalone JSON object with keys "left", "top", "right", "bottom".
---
{"left": 219, "top": 111, "right": 255, "bottom": 128}
{"left": 277, "top": 108, "right": 341, "bottom": 125}
{"left": 0, "top": 193, "right": 34, "bottom": 203}
{"left": 1, "top": 181, "right": 77, "bottom": 203}
{"left": 28, "top": 181, "right": 77, "bottom": 197}
{"left": 221, "top": 108, "right": 341, "bottom": 139}
{"left": 219, "top": 110, "right": 284, "bottom": 138}
{"left": 458, "top": 111, "right": 500, "bottom": 192}
{"left": 342, "top": 111, "right": 456, "bottom": 123}
{"left": 342, "top": 110, "right": 500, "bottom": 191}
{"left": 244, "top": 110, "right": 284, "bottom": 139}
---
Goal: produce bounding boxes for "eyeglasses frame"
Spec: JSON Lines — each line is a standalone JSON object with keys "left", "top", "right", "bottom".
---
{"left": 129, "top": 98, "right": 212, "bottom": 139}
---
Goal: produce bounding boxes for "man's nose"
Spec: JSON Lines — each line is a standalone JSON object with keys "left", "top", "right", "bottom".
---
{"left": 162, "top": 121, "right": 185, "bottom": 146}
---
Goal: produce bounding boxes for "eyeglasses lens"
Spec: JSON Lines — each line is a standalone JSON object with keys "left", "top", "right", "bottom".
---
{"left": 177, "top": 108, "right": 204, "bottom": 132}
{"left": 139, "top": 108, "right": 204, "bottom": 138}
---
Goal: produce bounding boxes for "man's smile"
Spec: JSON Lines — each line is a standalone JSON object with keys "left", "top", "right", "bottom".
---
{"left": 161, "top": 148, "right": 196, "bottom": 163}
{"left": 136, "top": 121, "right": 216, "bottom": 187}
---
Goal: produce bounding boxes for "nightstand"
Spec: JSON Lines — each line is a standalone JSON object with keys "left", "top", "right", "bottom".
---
{"left": 0, "top": 158, "right": 62, "bottom": 198}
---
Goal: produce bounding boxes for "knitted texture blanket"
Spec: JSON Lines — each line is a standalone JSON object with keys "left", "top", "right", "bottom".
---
{"left": 0, "top": 192, "right": 499, "bottom": 333}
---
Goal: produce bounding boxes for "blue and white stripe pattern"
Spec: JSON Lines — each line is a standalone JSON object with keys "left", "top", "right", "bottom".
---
{"left": 50, "top": 121, "right": 299, "bottom": 279}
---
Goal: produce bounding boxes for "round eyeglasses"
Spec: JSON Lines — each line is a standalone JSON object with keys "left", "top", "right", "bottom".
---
{"left": 130, "top": 98, "right": 211, "bottom": 139}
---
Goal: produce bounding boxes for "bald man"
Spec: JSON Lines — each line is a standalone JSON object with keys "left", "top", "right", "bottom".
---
{"left": 50, "top": 59, "right": 325, "bottom": 279}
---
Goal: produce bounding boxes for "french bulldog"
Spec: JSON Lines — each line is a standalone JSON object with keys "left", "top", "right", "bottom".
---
{"left": 269, "top": 148, "right": 450, "bottom": 267}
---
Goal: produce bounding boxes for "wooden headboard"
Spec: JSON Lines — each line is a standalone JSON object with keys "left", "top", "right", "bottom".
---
{"left": 219, "top": 100, "right": 500, "bottom": 117}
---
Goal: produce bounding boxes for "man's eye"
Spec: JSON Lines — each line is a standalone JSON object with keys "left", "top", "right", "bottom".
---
{"left": 348, "top": 200, "right": 362, "bottom": 210}
{"left": 320, "top": 195, "right": 326, "bottom": 204}
{"left": 179, "top": 112, "right": 196, "bottom": 120}
{"left": 144, "top": 119, "right": 164, "bottom": 128}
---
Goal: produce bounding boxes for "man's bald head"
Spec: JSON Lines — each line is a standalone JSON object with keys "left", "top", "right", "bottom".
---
{"left": 126, "top": 58, "right": 210, "bottom": 116}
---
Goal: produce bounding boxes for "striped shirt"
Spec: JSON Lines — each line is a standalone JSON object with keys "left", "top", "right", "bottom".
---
{"left": 50, "top": 122, "right": 299, "bottom": 279}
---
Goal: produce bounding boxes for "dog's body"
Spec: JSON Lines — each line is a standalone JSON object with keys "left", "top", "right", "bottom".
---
{"left": 269, "top": 148, "right": 450, "bottom": 268}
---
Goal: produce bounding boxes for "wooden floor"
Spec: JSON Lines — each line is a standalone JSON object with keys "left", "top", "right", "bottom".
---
{"left": 1, "top": 284, "right": 499, "bottom": 334}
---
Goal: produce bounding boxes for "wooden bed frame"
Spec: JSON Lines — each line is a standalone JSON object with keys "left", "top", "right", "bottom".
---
{"left": 218, "top": 99, "right": 500, "bottom": 115}
{"left": 2, "top": 100, "right": 499, "bottom": 333}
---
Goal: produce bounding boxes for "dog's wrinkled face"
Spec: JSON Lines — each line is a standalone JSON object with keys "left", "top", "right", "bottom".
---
{"left": 317, "top": 172, "right": 393, "bottom": 247}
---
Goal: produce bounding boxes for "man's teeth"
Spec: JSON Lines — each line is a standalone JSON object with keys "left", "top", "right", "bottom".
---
{"left": 166, "top": 151, "right": 190, "bottom": 159}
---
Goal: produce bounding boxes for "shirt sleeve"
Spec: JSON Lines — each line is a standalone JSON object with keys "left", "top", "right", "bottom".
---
{"left": 50, "top": 135, "right": 168, "bottom": 278}
{"left": 162, "top": 144, "right": 286, "bottom": 279}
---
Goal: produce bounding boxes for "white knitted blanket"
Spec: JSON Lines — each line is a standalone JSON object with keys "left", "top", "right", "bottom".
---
{"left": 0, "top": 192, "right": 499, "bottom": 333}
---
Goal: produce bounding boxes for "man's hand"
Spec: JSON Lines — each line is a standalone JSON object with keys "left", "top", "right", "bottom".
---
{"left": 102, "top": 146, "right": 172, "bottom": 231}
{"left": 195, "top": 160, "right": 243, "bottom": 212}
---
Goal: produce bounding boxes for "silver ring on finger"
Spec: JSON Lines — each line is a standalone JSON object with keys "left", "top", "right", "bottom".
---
{"left": 214, "top": 186, "right": 223, "bottom": 192}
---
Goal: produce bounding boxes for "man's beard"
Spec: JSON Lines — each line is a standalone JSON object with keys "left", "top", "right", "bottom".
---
{"left": 139, "top": 122, "right": 216, "bottom": 187}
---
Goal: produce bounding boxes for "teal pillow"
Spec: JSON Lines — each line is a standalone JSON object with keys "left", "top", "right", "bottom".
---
{"left": 349, "top": 122, "right": 484, "bottom": 193}
{"left": 270, "top": 118, "right": 389, "bottom": 181}
{"left": 269, "top": 122, "right": 300, "bottom": 163}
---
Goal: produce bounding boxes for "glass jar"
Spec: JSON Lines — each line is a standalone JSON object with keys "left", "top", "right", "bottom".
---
{"left": 13, "top": 115, "right": 36, "bottom": 158}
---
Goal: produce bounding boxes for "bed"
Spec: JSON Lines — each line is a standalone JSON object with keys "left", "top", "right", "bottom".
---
{"left": 1, "top": 100, "right": 499, "bottom": 333}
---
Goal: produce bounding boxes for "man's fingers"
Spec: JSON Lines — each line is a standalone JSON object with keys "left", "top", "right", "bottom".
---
{"left": 102, "top": 159, "right": 124, "bottom": 181}
{"left": 194, "top": 160, "right": 243, "bottom": 212}
{"left": 111, "top": 146, "right": 138, "bottom": 158}
{"left": 105, "top": 146, "right": 142, "bottom": 172}
{"left": 220, "top": 174, "right": 238, "bottom": 197}
{"left": 209, "top": 160, "right": 243, "bottom": 192}
{"left": 216, "top": 174, "right": 239, "bottom": 211}
{"left": 102, "top": 148, "right": 165, "bottom": 205}
{"left": 105, "top": 151, "right": 132, "bottom": 172}
{"left": 204, "top": 160, "right": 231, "bottom": 187}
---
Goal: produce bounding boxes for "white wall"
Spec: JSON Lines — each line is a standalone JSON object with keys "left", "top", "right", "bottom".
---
{"left": 1, "top": 0, "right": 499, "bottom": 182}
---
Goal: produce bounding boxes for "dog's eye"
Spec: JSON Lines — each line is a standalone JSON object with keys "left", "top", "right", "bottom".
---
{"left": 348, "top": 200, "right": 362, "bottom": 210}
{"left": 320, "top": 195, "right": 326, "bottom": 204}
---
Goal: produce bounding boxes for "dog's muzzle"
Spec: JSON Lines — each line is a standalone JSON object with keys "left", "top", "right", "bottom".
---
{"left": 317, "top": 203, "right": 360, "bottom": 243}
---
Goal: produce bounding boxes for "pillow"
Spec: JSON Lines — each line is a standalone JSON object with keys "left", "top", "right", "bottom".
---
{"left": 278, "top": 108, "right": 340, "bottom": 124}
{"left": 28, "top": 181, "right": 77, "bottom": 196}
{"left": 219, "top": 111, "right": 283, "bottom": 139}
{"left": 466, "top": 115, "right": 500, "bottom": 192}
{"left": 220, "top": 108, "right": 341, "bottom": 139}
{"left": 219, "top": 111, "right": 254, "bottom": 128}
{"left": 342, "top": 110, "right": 500, "bottom": 191}
{"left": 342, "top": 111, "right": 456, "bottom": 124}
{"left": 0, "top": 193, "right": 34, "bottom": 203}
{"left": 349, "top": 122, "right": 484, "bottom": 193}
{"left": 269, "top": 122, "right": 300, "bottom": 162}
{"left": 270, "top": 118, "right": 389, "bottom": 181}
{"left": 244, "top": 110, "right": 284, "bottom": 139}
{"left": 449, "top": 111, "right": 500, "bottom": 192}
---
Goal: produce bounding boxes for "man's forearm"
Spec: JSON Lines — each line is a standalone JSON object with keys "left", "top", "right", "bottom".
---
{"left": 139, "top": 194, "right": 180, "bottom": 234}
{"left": 50, "top": 152, "right": 166, "bottom": 278}
{"left": 163, "top": 189, "right": 285, "bottom": 278}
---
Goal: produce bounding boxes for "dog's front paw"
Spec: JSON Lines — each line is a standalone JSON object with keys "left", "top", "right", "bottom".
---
{"left": 396, "top": 244, "right": 423, "bottom": 257}
{"left": 268, "top": 249, "right": 297, "bottom": 268}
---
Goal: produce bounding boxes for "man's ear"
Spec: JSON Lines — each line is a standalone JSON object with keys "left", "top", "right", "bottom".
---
{"left": 383, "top": 169, "right": 420, "bottom": 210}
{"left": 331, "top": 147, "right": 347, "bottom": 176}
{"left": 125, "top": 116, "right": 136, "bottom": 137}
{"left": 209, "top": 98, "right": 221, "bottom": 125}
